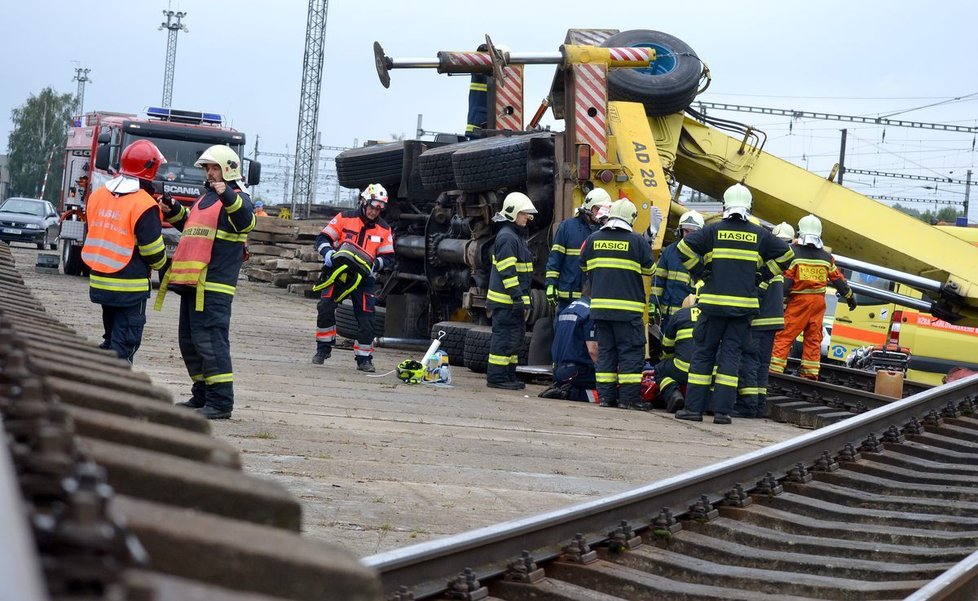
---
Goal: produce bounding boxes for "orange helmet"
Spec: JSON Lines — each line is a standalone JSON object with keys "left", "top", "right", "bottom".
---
{"left": 120, "top": 140, "right": 166, "bottom": 181}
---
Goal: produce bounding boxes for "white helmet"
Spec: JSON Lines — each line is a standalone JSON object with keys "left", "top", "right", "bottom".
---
{"left": 771, "top": 222, "right": 795, "bottom": 241}
{"left": 497, "top": 191, "right": 537, "bottom": 222}
{"left": 722, "top": 183, "right": 752, "bottom": 219}
{"left": 582, "top": 188, "right": 613, "bottom": 212}
{"left": 678, "top": 210, "right": 704, "bottom": 231}
{"left": 797, "top": 215, "right": 822, "bottom": 237}
{"left": 603, "top": 198, "right": 638, "bottom": 230}
{"left": 360, "top": 183, "right": 389, "bottom": 207}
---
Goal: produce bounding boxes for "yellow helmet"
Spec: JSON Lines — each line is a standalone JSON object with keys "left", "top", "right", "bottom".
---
{"left": 195, "top": 145, "right": 242, "bottom": 181}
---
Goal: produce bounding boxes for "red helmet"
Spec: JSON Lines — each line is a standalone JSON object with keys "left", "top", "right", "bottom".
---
{"left": 119, "top": 140, "right": 166, "bottom": 181}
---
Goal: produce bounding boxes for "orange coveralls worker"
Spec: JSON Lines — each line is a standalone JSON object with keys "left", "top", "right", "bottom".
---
{"left": 770, "top": 242, "right": 855, "bottom": 380}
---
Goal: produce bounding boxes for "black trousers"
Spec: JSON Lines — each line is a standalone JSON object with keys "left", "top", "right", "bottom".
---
{"left": 685, "top": 312, "right": 752, "bottom": 415}
{"left": 179, "top": 291, "right": 233, "bottom": 411}
{"left": 594, "top": 316, "right": 646, "bottom": 406}
{"left": 100, "top": 300, "right": 146, "bottom": 364}
{"left": 316, "top": 278, "right": 376, "bottom": 362}
{"left": 487, "top": 305, "right": 524, "bottom": 384}
{"left": 655, "top": 356, "right": 687, "bottom": 398}
{"left": 736, "top": 328, "right": 777, "bottom": 417}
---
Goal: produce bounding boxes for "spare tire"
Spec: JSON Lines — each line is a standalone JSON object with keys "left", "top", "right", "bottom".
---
{"left": 335, "top": 142, "right": 405, "bottom": 190}
{"left": 602, "top": 30, "right": 702, "bottom": 116}
{"left": 451, "top": 134, "right": 546, "bottom": 192}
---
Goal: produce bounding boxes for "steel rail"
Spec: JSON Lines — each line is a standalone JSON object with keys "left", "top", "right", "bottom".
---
{"left": 0, "top": 415, "right": 48, "bottom": 601}
{"left": 363, "top": 374, "right": 978, "bottom": 598}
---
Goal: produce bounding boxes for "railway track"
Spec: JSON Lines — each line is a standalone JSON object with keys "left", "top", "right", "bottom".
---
{"left": 366, "top": 371, "right": 978, "bottom": 599}
{"left": 0, "top": 243, "right": 379, "bottom": 601}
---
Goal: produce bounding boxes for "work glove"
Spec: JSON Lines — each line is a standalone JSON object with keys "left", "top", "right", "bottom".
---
{"left": 158, "top": 192, "right": 177, "bottom": 215}
{"left": 846, "top": 295, "right": 858, "bottom": 311}
{"left": 643, "top": 206, "right": 664, "bottom": 244}
{"left": 648, "top": 301, "right": 661, "bottom": 323}
{"left": 322, "top": 249, "right": 334, "bottom": 267}
{"left": 546, "top": 284, "right": 557, "bottom": 307}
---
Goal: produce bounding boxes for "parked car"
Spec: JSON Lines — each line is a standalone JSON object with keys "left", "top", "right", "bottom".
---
{"left": 0, "top": 197, "right": 60, "bottom": 249}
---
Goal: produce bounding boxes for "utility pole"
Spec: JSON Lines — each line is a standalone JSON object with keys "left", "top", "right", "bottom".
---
{"left": 159, "top": 9, "right": 188, "bottom": 108}
{"left": 837, "top": 128, "right": 847, "bottom": 186}
{"left": 965, "top": 169, "right": 973, "bottom": 224}
{"left": 292, "top": 0, "right": 330, "bottom": 220}
{"left": 72, "top": 67, "right": 91, "bottom": 116}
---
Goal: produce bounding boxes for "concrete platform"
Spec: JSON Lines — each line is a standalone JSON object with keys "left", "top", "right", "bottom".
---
{"left": 10, "top": 244, "right": 802, "bottom": 558}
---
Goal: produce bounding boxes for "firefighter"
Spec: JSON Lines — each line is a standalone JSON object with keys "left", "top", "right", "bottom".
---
{"left": 156, "top": 144, "right": 256, "bottom": 420}
{"left": 674, "top": 183, "right": 793, "bottom": 424}
{"left": 770, "top": 215, "right": 856, "bottom": 380}
{"left": 650, "top": 210, "right": 704, "bottom": 328}
{"left": 312, "top": 183, "right": 395, "bottom": 372}
{"left": 539, "top": 282, "right": 598, "bottom": 402}
{"left": 580, "top": 198, "right": 655, "bottom": 410}
{"left": 254, "top": 200, "right": 269, "bottom": 217}
{"left": 655, "top": 293, "right": 698, "bottom": 413}
{"left": 81, "top": 140, "right": 168, "bottom": 364}
{"left": 733, "top": 222, "right": 795, "bottom": 418}
{"left": 486, "top": 192, "right": 537, "bottom": 390}
{"left": 545, "top": 188, "right": 612, "bottom": 313}
{"left": 465, "top": 44, "right": 489, "bottom": 138}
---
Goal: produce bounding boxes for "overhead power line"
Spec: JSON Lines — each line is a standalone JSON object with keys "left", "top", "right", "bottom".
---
{"left": 845, "top": 168, "right": 971, "bottom": 185}
{"left": 694, "top": 101, "right": 978, "bottom": 134}
{"left": 869, "top": 195, "right": 962, "bottom": 206}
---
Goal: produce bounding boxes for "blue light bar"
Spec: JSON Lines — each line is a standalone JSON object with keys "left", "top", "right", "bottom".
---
{"left": 145, "top": 106, "right": 223, "bottom": 126}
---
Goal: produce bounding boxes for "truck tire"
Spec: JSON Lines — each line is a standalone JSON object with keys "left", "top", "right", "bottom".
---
{"left": 463, "top": 326, "right": 493, "bottom": 373}
{"left": 335, "top": 303, "right": 387, "bottom": 341}
{"left": 61, "top": 240, "right": 84, "bottom": 276}
{"left": 335, "top": 142, "right": 405, "bottom": 190}
{"left": 417, "top": 139, "right": 482, "bottom": 191}
{"left": 602, "top": 30, "right": 703, "bottom": 116}
{"left": 430, "top": 321, "right": 471, "bottom": 367}
{"left": 451, "top": 135, "right": 545, "bottom": 192}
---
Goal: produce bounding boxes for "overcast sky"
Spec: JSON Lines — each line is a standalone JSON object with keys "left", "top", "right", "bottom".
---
{"left": 4, "top": 0, "right": 977, "bottom": 210}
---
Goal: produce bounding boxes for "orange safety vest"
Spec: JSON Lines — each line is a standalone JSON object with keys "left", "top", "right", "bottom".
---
{"left": 321, "top": 212, "right": 394, "bottom": 262}
{"left": 156, "top": 198, "right": 222, "bottom": 311}
{"left": 81, "top": 187, "right": 157, "bottom": 273}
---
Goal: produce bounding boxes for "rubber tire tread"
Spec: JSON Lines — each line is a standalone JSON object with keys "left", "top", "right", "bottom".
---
{"left": 62, "top": 240, "right": 83, "bottom": 276}
{"left": 335, "top": 303, "right": 387, "bottom": 341}
{"left": 418, "top": 140, "right": 480, "bottom": 191}
{"left": 335, "top": 142, "right": 405, "bottom": 190}
{"left": 463, "top": 326, "right": 492, "bottom": 373}
{"left": 430, "top": 321, "right": 471, "bottom": 367}
{"left": 602, "top": 30, "right": 702, "bottom": 117}
{"left": 451, "top": 135, "right": 542, "bottom": 192}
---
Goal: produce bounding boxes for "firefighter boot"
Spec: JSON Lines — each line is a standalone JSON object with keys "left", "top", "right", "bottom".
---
{"left": 713, "top": 413, "right": 732, "bottom": 425}
{"left": 176, "top": 382, "right": 206, "bottom": 409}
{"left": 356, "top": 357, "right": 376, "bottom": 373}
{"left": 674, "top": 409, "right": 703, "bottom": 422}
{"left": 665, "top": 389, "right": 685, "bottom": 413}
{"left": 312, "top": 343, "right": 332, "bottom": 365}
{"left": 196, "top": 405, "right": 232, "bottom": 420}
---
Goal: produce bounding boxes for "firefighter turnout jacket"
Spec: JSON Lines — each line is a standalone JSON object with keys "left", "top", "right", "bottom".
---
{"left": 753, "top": 275, "right": 787, "bottom": 330}
{"left": 677, "top": 219, "right": 794, "bottom": 317}
{"left": 581, "top": 228, "right": 656, "bottom": 320}
{"left": 487, "top": 222, "right": 534, "bottom": 310}
{"left": 316, "top": 208, "right": 395, "bottom": 266}
{"left": 650, "top": 240, "right": 694, "bottom": 319}
{"left": 661, "top": 304, "right": 698, "bottom": 373}
{"left": 159, "top": 183, "right": 256, "bottom": 310}
{"left": 545, "top": 213, "right": 594, "bottom": 302}
{"left": 82, "top": 181, "right": 167, "bottom": 306}
{"left": 782, "top": 244, "right": 853, "bottom": 300}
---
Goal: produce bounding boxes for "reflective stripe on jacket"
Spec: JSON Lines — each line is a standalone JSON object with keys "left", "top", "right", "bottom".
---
{"left": 678, "top": 218, "right": 794, "bottom": 317}
{"left": 784, "top": 243, "right": 853, "bottom": 299}
{"left": 317, "top": 210, "right": 394, "bottom": 262}
{"left": 487, "top": 222, "right": 533, "bottom": 309}
{"left": 545, "top": 214, "right": 593, "bottom": 299}
{"left": 82, "top": 187, "right": 157, "bottom": 273}
{"left": 580, "top": 228, "right": 654, "bottom": 321}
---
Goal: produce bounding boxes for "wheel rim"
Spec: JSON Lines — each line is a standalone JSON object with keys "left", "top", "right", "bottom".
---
{"left": 631, "top": 42, "right": 677, "bottom": 76}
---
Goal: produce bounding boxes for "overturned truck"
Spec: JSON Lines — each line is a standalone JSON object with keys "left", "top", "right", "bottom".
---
{"left": 333, "top": 28, "right": 978, "bottom": 375}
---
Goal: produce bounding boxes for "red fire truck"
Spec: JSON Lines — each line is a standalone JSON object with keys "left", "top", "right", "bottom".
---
{"left": 58, "top": 107, "right": 260, "bottom": 275}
